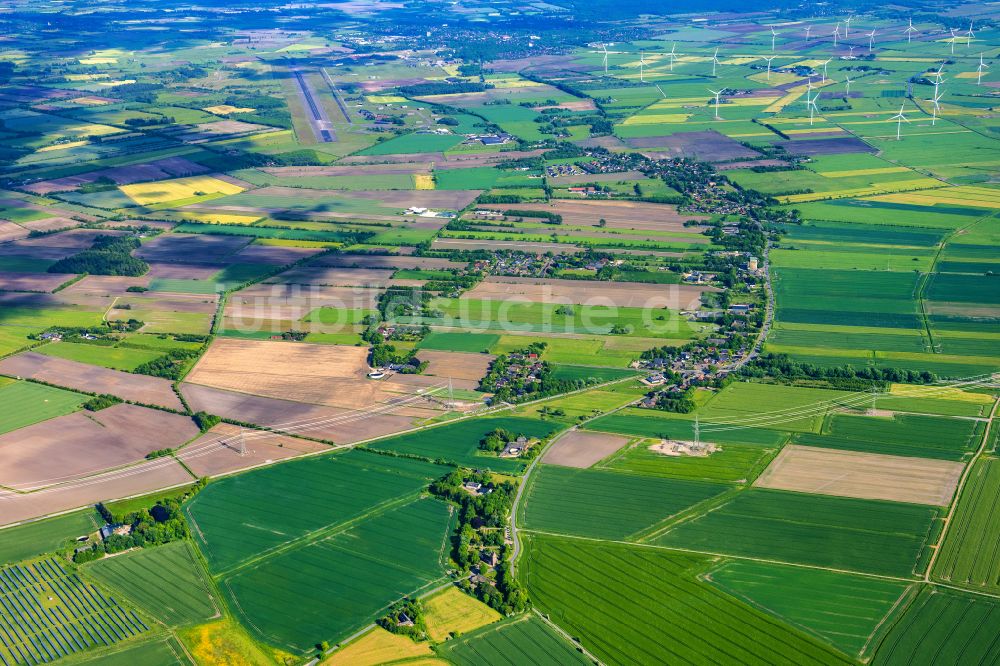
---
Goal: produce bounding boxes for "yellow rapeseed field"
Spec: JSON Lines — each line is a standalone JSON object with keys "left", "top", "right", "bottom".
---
{"left": 321, "top": 627, "right": 432, "bottom": 666}
{"left": 414, "top": 174, "right": 436, "bottom": 190}
{"left": 423, "top": 587, "right": 502, "bottom": 642}
{"left": 120, "top": 175, "right": 244, "bottom": 206}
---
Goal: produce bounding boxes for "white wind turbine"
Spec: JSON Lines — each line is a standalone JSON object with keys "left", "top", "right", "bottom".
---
{"left": 976, "top": 53, "right": 988, "bottom": 85}
{"left": 667, "top": 43, "right": 682, "bottom": 71}
{"left": 932, "top": 64, "right": 945, "bottom": 98}
{"left": 708, "top": 88, "right": 723, "bottom": 119}
{"left": 805, "top": 89, "right": 819, "bottom": 125}
{"left": 763, "top": 55, "right": 775, "bottom": 81}
{"left": 602, "top": 43, "right": 609, "bottom": 74}
{"left": 844, "top": 74, "right": 853, "bottom": 96}
{"left": 966, "top": 21, "right": 975, "bottom": 49}
{"left": 844, "top": 15, "right": 853, "bottom": 38}
{"left": 868, "top": 29, "right": 877, "bottom": 52}
{"left": 821, "top": 58, "right": 832, "bottom": 83}
{"left": 848, "top": 45, "right": 856, "bottom": 58}
{"left": 711, "top": 47, "right": 721, "bottom": 76}
{"left": 769, "top": 25, "right": 777, "bottom": 51}
{"left": 804, "top": 25, "right": 813, "bottom": 40}
{"left": 949, "top": 28, "right": 958, "bottom": 55}
{"left": 904, "top": 18, "right": 918, "bottom": 44}
{"left": 639, "top": 50, "right": 646, "bottom": 82}
{"left": 833, "top": 22, "right": 841, "bottom": 46}
{"left": 890, "top": 102, "right": 909, "bottom": 140}
{"left": 930, "top": 89, "right": 943, "bottom": 125}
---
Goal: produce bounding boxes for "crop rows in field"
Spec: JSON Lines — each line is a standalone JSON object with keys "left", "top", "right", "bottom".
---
{"left": 521, "top": 465, "right": 728, "bottom": 540}
{"left": 795, "top": 414, "right": 982, "bottom": 461}
{"left": 0, "top": 513, "right": 97, "bottom": 567}
{"left": 185, "top": 450, "right": 448, "bottom": 571}
{"left": 223, "top": 497, "right": 452, "bottom": 651}
{"left": 598, "top": 439, "right": 779, "bottom": 483}
{"left": 364, "top": 417, "right": 561, "bottom": 473}
{"left": 872, "top": 587, "right": 1000, "bottom": 665}
{"left": 522, "top": 535, "right": 851, "bottom": 665}
{"left": 585, "top": 409, "right": 788, "bottom": 445}
{"left": 84, "top": 541, "right": 218, "bottom": 628}
{"left": 708, "top": 560, "right": 912, "bottom": 659}
{"left": 437, "top": 614, "right": 589, "bottom": 665}
{"left": 0, "top": 559, "right": 148, "bottom": 666}
{"left": 0, "top": 382, "right": 86, "bottom": 436}
{"left": 934, "top": 457, "right": 1000, "bottom": 593}
{"left": 653, "top": 489, "right": 942, "bottom": 578}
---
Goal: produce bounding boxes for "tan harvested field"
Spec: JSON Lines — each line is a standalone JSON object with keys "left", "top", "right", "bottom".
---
{"left": 135, "top": 233, "right": 252, "bottom": 263}
{"left": 543, "top": 431, "right": 630, "bottom": 468}
{"left": 0, "top": 405, "right": 199, "bottom": 491}
{"left": 186, "top": 338, "right": 436, "bottom": 410}
{"left": 492, "top": 200, "right": 709, "bottom": 231}
{"left": 178, "top": 423, "right": 329, "bottom": 477}
{"left": 116, "top": 293, "right": 218, "bottom": 314}
{"left": 232, "top": 186, "right": 482, "bottom": 211}
{"left": 339, "top": 149, "right": 546, "bottom": 168}
{"left": 229, "top": 244, "right": 321, "bottom": 265}
{"left": 315, "top": 254, "right": 463, "bottom": 270}
{"left": 19, "top": 217, "right": 82, "bottom": 233}
{"left": 226, "top": 284, "right": 383, "bottom": 326}
{"left": 432, "top": 238, "right": 584, "bottom": 253}
{"left": 60, "top": 274, "right": 154, "bottom": 296}
{"left": 179, "top": 383, "right": 420, "bottom": 443}
{"left": 20, "top": 157, "right": 210, "bottom": 194}
{"left": 0, "top": 272, "right": 76, "bottom": 293}
{"left": 418, "top": 350, "right": 494, "bottom": 383}
{"left": 0, "top": 221, "right": 29, "bottom": 243}
{"left": 146, "top": 262, "right": 224, "bottom": 280}
{"left": 0, "top": 229, "right": 126, "bottom": 260}
{"left": 754, "top": 445, "right": 964, "bottom": 506}
{"left": 0, "top": 352, "right": 185, "bottom": 410}
{"left": 262, "top": 164, "right": 432, "bottom": 177}
{"left": 464, "top": 276, "right": 714, "bottom": 309}
{"left": 265, "top": 266, "right": 395, "bottom": 286}
{"left": 0, "top": 458, "right": 193, "bottom": 527}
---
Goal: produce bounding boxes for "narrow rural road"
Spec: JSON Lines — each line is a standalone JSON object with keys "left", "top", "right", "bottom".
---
{"left": 729, "top": 242, "right": 773, "bottom": 372}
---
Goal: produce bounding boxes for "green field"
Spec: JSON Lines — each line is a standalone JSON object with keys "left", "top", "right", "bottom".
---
{"left": 0, "top": 510, "right": 99, "bottom": 564}
{"left": 0, "top": 380, "right": 88, "bottom": 434}
{"left": 37, "top": 341, "right": 163, "bottom": 371}
{"left": 709, "top": 560, "right": 913, "bottom": 659}
{"left": 597, "top": 438, "right": 779, "bottom": 483}
{"left": 934, "top": 457, "right": 1000, "bottom": 593}
{"left": 795, "top": 413, "right": 982, "bottom": 461}
{"left": 523, "top": 535, "right": 851, "bottom": 665}
{"left": 73, "top": 635, "right": 193, "bottom": 666}
{"left": 585, "top": 409, "right": 791, "bottom": 446}
{"left": 520, "top": 465, "right": 728, "bottom": 540}
{"left": 436, "top": 613, "right": 590, "bottom": 665}
{"left": 185, "top": 450, "right": 448, "bottom": 571}
{"left": 417, "top": 330, "right": 500, "bottom": 353}
{"left": 85, "top": 541, "right": 219, "bottom": 628}
{"left": 364, "top": 417, "right": 562, "bottom": 473}
{"left": 653, "top": 489, "right": 942, "bottom": 577}
{"left": 872, "top": 586, "right": 1000, "bottom": 665}
{"left": 223, "top": 496, "right": 452, "bottom": 651}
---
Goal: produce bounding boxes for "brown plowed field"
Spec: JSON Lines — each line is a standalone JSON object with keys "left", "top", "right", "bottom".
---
{"left": 543, "top": 431, "right": 630, "bottom": 468}
{"left": 0, "top": 459, "right": 193, "bottom": 527}
{"left": 754, "top": 445, "right": 964, "bottom": 506}
{"left": 0, "top": 352, "right": 185, "bottom": 410}
{"left": 0, "top": 405, "right": 199, "bottom": 491}
{"left": 464, "top": 276, "right": 714, "bottom": 309}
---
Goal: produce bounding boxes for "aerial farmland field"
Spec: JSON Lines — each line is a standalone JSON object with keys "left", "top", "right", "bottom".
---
{"left": 0, "top": 0, "right": 998, "bottom": 664}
